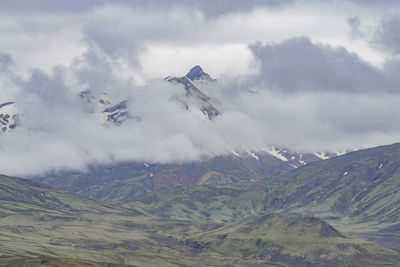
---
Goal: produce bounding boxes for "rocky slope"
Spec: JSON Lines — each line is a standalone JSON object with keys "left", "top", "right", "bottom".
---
{"left": 166, "top": 65, "right": 220, "bottom": 120}
{"left": 0, "top": 101, "right": 19, "bottom": 132}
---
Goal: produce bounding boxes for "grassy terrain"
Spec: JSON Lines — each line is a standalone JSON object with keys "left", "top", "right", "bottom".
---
{"left": 127, "top": 142, "right": 400, "bottom": 248}
{"left": 187, "top": 214, "right": 398, "bottom": 266}
{"left": 1, "top": 174, "right": 399, "bottom": 266}
{"left": 0, "top": 175, "right": 132, "bottom": 216}
{"left": 0, "top": 256, "right": 130, "bottom": 267}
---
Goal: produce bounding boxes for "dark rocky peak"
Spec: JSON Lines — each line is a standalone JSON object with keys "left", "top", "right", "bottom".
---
{"left": 166, "top": 68, "right": 220, "bottom": 120}
{"left": 186, "top": 65, "right": 206, "bottom": 79}
{"left": 185, "top": 65, "right": 216, "bottom": 82}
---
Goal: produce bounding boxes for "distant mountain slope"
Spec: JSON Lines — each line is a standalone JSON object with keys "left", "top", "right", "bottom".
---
{"left": 127, "top": 142, "right": 400, "bottom": 248}
{"left": 269, "top": 142, "right": 400, "bottom": 220}
{"left": 32, "top": 145, "right": 336, "bottom": 202}
{"left": 33, "top": 152, "right": 295, "bottom": 202}
{"left": 0, "top": 174, "right": 129, "bottom": 215}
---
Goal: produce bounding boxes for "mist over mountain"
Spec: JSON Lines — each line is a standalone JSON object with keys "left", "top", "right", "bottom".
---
{"left": 2, "top": 58, "right": 400, "bottom": 176}
{"left": 0, "top": 0, "right": 400, "bottom": 178}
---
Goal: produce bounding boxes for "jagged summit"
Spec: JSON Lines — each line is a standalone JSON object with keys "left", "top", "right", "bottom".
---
{"left": 166, "top": 66, "right": 220, "bottom": 120}
{"left": 186, "top": 65, "right": 206, "bottom": 79}
{"left": 185, "top": 65, "right": 216, "bottom": 82}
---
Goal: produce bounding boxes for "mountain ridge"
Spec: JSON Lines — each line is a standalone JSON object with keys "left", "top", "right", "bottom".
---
{"left": 126, "top": 142, "right": 400, "bottom": 249}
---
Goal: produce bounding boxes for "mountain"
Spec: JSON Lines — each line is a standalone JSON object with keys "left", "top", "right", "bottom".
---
{"left": 0, "top": 102, "right": 19, "bottom": 132}
{"left": 27, "top": 66, "right": 337, "bottom": 201}
{"left": 127, "top": 142, "right": 400, "bottom": 249}
{"left": 33, "top": 152, "right": 294, "bottom": 202}
{"left": 5, "top": 66, "right": 346, "bottom": 200}
{"left": 79, "top": 90, "right": 137, "bottom": 126}
{"left": 166, "top": 65, "right": 220, "bottom": 120}
{"left": 0, "top": 173, "right": 398, "bottom": 266}
{"left": 185, "top": 65, "right": 216, "bottom": 82}
{"left": 78, "top": 65, "right": 220, "bottom": 124}
{"left": 32, "top": 147, "right": 342, "bottom": 202}
{"left": 35, "top": 147, "right": 341, "bottom": 202}
{"left": 0, "top": 174, "right": 127, "bottom": 215}
{"left": 1, "top": 66, "right": 220, "bottom": 126}
{"left": 1, "top": 66, "right": 341, "bottom": 166}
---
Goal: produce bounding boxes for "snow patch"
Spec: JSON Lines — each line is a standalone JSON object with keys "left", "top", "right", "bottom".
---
{"left": 336, "top": 150, "right": 347, "bottom": 156}
{"left": 247, "top": 151, "right": 259, "bottom": 161}
{"left": 314, "top": 151, "right": 329, "bottom": 160}
{"left": 231, "top": 151, "right": 240, "bottom": 157}
{"left": 188, "top": 106, "right": 208, "bottom": 121}
{"left": 265, "top": 146, "right": 288, "bottom": 162}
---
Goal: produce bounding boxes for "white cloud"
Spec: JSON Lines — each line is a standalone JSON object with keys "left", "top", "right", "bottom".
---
{"left": 0, "top": 1, "right": 391, "bottom": 75}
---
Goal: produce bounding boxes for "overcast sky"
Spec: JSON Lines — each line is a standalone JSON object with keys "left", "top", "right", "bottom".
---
{"left": 1, "top": 0, "right": 400, "bottom": 176}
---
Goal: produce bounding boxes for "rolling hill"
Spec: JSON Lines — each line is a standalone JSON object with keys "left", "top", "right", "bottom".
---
{"left": 1, "top": 173, "right": 399, "bottom": 266}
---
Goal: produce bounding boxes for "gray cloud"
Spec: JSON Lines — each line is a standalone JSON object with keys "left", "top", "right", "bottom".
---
{"left": 373, "top": 15, "right": 400, "bottom": 55}
{"left": 16, "top": 68, "right": 71, "bottom": 105}
{"left": 248, "top": 37, "right": 395, "bottom": 93}
{"left": 1, "top": 38, "right": 400, "bottom": 177}
{"left": 347, "top": 0, "right": 400, "bottom": 7}
{"left": 347, "top": 15, "right": 362, "bottom": 39}
{"left": 0, "top": 53, "right": 13, "bottom": 72}
{"left": 0, "top": 42, "right": 400, "bottom": 175}
{"left": 0, "top": 52, "right": 19, "bottom": 100}
{"left": 70, "top": 48, "right": 134, "bottom": 95}
{"left": 0, "top": 0, "right": 294, "bottom": 17}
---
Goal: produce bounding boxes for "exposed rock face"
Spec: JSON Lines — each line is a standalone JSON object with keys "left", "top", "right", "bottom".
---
{"left": 165, "top": 65, "right": 220, "bottom": 120}
{"left": 102, "top": 100, "right": 132, "bottom": 125}
{"left": 167, "top": 75, "right": 220, "bottom": 120}
{"left": 79, "top": 90, "right": 137, "bottom": 125}
{"left": 0, "top": 102, "right": 19, "bottom": 132}
{"left": 186, "top": 65, "right": 216, "bottom": 82}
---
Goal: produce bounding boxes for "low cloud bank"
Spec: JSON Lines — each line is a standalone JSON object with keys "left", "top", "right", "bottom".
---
{"left": 2, "top": 0, "right": 400, "bottom": 176}
{"left": 1, "top": 36, "right": 400, "bottom": 176}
